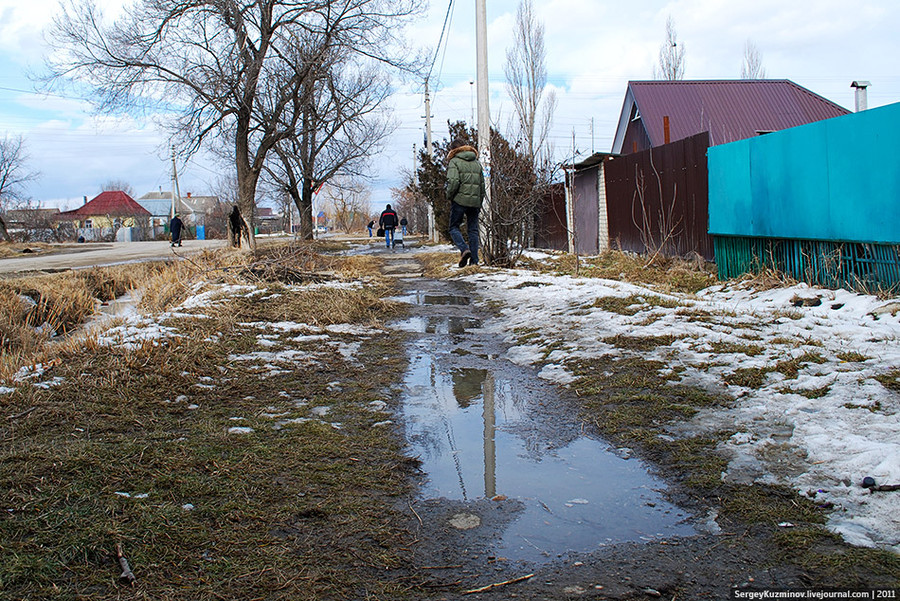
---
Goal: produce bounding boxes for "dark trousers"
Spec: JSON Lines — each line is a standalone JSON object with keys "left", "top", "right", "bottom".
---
{"left": 448, "top": 202, "right": 480, "bottom": 264}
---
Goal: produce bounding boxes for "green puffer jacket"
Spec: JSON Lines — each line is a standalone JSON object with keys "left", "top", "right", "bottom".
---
{"left": 445, "top": 145, "right": 485, "bottom": 208}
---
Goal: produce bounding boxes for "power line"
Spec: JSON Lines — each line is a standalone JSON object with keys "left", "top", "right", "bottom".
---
{"left": 426, "top": 0, "right": 455, "bottom": 84}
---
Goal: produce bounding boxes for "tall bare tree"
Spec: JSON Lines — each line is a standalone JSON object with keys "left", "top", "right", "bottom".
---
{"left": 321, "top": 177, "right": 370, "bottom": 233}
{"left": 741, "top": 40, "right": 767, "bottom": 79}
{"left": 263, "top": 43, "right": 395, "bottom": 240}
{"left": 0, "top": 134, "right": 40, "bottom": 242}
{"left": 653, "top": 16, "right": 686, "bottom": 80}
{"left": 47, "top": 0, "right": 420, "bottom": 250}
{"left": 391, "top": 169, "right": 429, "bottom": 235}
{"left": 101, "top": 179, "right": 135, "bottom": 196}
{"left": 504, "top": 0, "right": 556, "bottom": 170}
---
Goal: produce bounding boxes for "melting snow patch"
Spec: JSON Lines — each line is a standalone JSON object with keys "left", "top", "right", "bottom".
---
{"left": 538, "top": 363, "right": 575, "bottom": 384}
{"left": 228, "top": 427, "right": 254, "bottom": 435}
{"left": 34, "top": 377, "right": 65, "bottom": 389}
{"left": 325, "top": 324, "right": 380, "bottom": 336}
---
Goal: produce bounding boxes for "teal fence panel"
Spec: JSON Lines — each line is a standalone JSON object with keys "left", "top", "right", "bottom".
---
{"left": 709, "top": 102, "right": 900, "bottom": 244}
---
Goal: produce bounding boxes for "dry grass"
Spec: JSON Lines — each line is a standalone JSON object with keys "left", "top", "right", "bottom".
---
{"left": 0, "top": 244, "right": 431, "bottom": 600}
{"left": 0, "top": 241, "right": 57, "bottom": 259}
{"left": 517, "top": 250, "right": 717, "bottom": 294}
{"left": 0, "top": 242, "right": 394, "bottom": 382}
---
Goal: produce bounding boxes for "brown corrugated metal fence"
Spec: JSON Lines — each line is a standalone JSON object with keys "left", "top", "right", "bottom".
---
{"left": 604, "top": 132, "right": 713, "bottom": 260}
{"left": 534, "top": 182, "right": 568, "bottom": 251}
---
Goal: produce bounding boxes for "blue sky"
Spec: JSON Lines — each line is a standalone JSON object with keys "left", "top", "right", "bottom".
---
{"left": 1, "top": 0, "right": 898, "bottom": 210}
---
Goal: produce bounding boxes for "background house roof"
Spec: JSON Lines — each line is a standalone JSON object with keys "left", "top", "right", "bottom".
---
{"left": 138, "top": 191, "right": 220, "bottom": 215}
{"left": 136, "top": 197, "right": 172, "bottom": 217}
{"left": 612, "top": 80, "right": 851, "bottom": 153}
{"left": 66, "top": 191, "right": 152, "bottom": 217}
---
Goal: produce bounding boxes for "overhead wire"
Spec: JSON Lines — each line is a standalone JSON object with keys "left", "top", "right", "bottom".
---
{"left": 426, "top": 0, "right": 456, "bottom": 86}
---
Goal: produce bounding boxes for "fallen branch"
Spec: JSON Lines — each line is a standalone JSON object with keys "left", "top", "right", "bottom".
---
{"left": 116, "top": 543, "right": 136, "bottom": 586}
{"left": 6, "top": 407, "right": 36, "bottom": 421}
{"left": 462, "top": 573, "right": 534, "bottom": 595}
{"left": 873, "top": 484, "right": 900, "bottom": 492}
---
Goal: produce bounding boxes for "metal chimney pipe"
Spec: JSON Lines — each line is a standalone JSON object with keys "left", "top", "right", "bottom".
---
{"left": 851, "top": 80, "right": 870, "bottom": 112}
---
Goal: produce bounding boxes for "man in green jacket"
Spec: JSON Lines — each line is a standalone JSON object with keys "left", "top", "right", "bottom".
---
{"left": 445, "top": 139, "right": 485, "bottom": 267}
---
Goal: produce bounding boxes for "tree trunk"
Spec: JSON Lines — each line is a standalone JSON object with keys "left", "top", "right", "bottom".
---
{"left": 297, "top": 180, "right": 314, "bottom": 241}
{"left": 0, "top": 215, "right": 11, "bottom": 242}
{"left": 235, "top": 123, "right": 261, "bottom": 252}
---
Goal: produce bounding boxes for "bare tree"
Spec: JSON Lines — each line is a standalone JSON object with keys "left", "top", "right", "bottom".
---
{"left": 263, "top": 43, "right": 395, "bottom": 241}
{"left": 321, "top": 177, "right": 370, "bottom": 233}
{"left": 741, "top": 40, "right": 767, "bottom": 79}
{"left": 0, "top": 134, "right": 40, "bottom": 242}
{"left": 653, "top": 16, "right": 686, "bottom": 80}
{"left": 631, "top": 149, "right": 682, "bottom": 266}
{"left": 504, "top": 0, "right": 557, "bottom": 169}
{"left": 391, "top": 169, "right": 428, "bottom": 235}
{"left": 47, "top": 0, "right": 421, "bottom": 251}
{"left": 101, "top": 179, "right": 135, "bottom": 196}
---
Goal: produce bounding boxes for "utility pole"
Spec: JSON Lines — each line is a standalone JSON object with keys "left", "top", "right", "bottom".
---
{"left": 170, "top": 146, "right": 182, "bottom": 220}
{"left": 591, "top": 118, "right": 595, "bottom": 154}
{"left": 469, "top": 79, "right": 475, "bottom": 127}
{"left": 475, "top": 0, "right": 491, "bottom": 260}
{"left": 423, "top": 81, "right": 437, "bottom": 242}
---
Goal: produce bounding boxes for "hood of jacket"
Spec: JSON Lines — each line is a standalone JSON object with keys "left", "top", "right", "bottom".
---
{"left": 447, "top": 145, "right": 477, "bottom": 162}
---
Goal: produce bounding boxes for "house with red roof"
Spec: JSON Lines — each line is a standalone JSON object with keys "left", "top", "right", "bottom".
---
{"left": 57, "top": 190, "right": 152, "bottom": 241}
{"left": 564, "top": 79, "right": 851, "bottom": 259}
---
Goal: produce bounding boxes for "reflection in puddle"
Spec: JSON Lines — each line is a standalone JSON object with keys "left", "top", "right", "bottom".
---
{"left": 401, "top": 354, "right": 695, "bottom": 563}
{"left": 422, "top": 294, "right": 470, "bottom": 306}
{"left": 397, "top": 316, "right": 482, "bottom": 335}
{"left": 390, "top": 292, "right": 471, "bottom": 306}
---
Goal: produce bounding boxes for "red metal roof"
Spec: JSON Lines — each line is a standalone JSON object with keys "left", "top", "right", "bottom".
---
{"left": 627, "top": 80, "right": 850, "bottom": 148}
{"left": 69, "top": 191, "right": 152, "bottom": 217}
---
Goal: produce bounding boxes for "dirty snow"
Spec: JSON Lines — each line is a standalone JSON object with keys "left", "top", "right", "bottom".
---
{"left": 463, "top": 268, "right": 900, "bottom": 552}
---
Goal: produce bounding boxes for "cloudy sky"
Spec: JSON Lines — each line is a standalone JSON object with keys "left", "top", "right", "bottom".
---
{"left": 0, "top": 0, "right": 898, "bottom": 210}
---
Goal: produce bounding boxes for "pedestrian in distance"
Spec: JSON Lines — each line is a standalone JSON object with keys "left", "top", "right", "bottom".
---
{"left": 400, "top": 216, "right": 408, "bottom": 236}
{"left": 446, "top": 138, "right": 485, "bottom": 267}
{"left": 170, "top": 213, "right": 184, "bottom": 247}
{"left": 379, "top": 204, "right": 398, "bottom": 249}
{"left": 367, "top": 220, "right": 375, "bottom": 237}
{"left": 228, "top": 205, "right": 244, "bottom": 248}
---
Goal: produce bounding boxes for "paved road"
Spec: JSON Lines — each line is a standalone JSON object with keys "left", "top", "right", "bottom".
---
{"left": 0, "top": 239, "right": 225, "bottom": 276}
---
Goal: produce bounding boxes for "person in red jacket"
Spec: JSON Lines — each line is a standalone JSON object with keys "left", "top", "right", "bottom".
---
{"left": 379, "top": 204, "right": 398, "bottom": 248}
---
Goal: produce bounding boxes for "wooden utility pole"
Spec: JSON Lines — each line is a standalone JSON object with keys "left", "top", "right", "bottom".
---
{"left": 170, "top": 146, "right": 182, "bottom": 220}
{"left": 475, "top": 0, "right": 491, "bottom": 259}
{"left": 423, "top": 81, "right": 437, "bottom": 242}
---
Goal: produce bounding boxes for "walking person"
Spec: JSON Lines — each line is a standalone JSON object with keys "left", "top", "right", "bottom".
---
{"left": 400, "top": 216, "right": 408, "bottom": 236}
{"left": 170, "top": 213, "right": 184, "bottom": 247}
{"left": 446, "top": 139, "right": 485, "bottom": 267}
{"left": 379, "top": 204, "right": 398, "bottom": 249}
{"left": 228, "top": 205, "right": 244, "bottom": 248}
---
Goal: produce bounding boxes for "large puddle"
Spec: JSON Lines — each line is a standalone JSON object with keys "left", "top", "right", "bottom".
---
{"left": 397, "top": 287, "right": 695, "bottom": 563}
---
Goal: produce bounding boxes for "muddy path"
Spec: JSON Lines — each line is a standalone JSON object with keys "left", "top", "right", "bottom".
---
{"left": 379, "top": 254, "right": 889, "bottom": 600}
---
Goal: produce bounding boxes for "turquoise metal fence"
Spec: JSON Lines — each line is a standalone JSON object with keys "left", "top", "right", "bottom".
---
{"left": 709, "top": 102, "right": 900, "bottom": 291}
{"left": 714, "top": 236, "right": 900, "bottom": 293}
